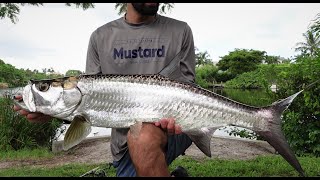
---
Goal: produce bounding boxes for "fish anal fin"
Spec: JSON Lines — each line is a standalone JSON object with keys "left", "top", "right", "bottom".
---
{"left": 184, "top": 127, "right": 219, "bottom": 157}
{"left": 63, "top": 115, "right": 91, "bottom": 151}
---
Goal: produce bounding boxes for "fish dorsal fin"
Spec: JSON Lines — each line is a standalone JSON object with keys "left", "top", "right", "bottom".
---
{"left": 184, "top": 127, "right": 219, "bottom": 157}
{"left": 63, "top": 115, "right": 91, "bottom": 151}
{"left": 158, "top": 50, "right": 197, "bottom": 86}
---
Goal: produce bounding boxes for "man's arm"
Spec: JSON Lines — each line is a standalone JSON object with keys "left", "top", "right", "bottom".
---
{"left": 85, "top": 30, "right": 102, "bottom": 74}
{"left": 179, "top": 23, "right": 196, "bottom": 83}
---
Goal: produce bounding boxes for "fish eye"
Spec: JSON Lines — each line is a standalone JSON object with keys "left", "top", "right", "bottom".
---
{"left": 36, "top": 82, "right": 51, "bottom": 92}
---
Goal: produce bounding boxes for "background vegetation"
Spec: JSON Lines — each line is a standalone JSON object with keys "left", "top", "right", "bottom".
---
{"left": 0, "top": 4, "right": 319, "bottom": 177}
{"left": 0, "top": 95, "right": 63, "bottom": 151}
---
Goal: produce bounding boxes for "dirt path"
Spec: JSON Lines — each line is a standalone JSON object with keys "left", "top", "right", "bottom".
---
{"left": 0, "top": 135, "right": 276, "bottom": 169}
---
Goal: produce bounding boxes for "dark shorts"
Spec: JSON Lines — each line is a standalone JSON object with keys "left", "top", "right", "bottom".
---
{"left": 112, "top": 133, "right": 192, "bottom": 177}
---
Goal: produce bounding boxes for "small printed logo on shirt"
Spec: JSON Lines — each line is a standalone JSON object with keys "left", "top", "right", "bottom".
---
{"left": 113, "top": 46, "right": 165, "bottom": 59}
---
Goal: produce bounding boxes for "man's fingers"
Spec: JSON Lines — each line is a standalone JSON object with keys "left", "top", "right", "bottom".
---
{"left": 27, "top": 113, "right": 44, "bottom": 120}
{"left": 19, "top": 109, "right": 29, "bottom": 116}
{"left": 174, "top": 125, "right": 182, "bottom": 134}
{"left": 156, "top": 118, "right": 182, "bottom": 135}
{"left": 13, "top": 105, "right": 21, "bottom": 111}
{"left": 27, "top": 114, "right": 51, "bottom": 123}
{"left": 154, "top": 121, "right": 160, "bottom": 127}
{"left": 160, "top": 119, "right": 169, "bottom": 129}
{"left": 167, "top": 118, "right": 175, "bottom": 135}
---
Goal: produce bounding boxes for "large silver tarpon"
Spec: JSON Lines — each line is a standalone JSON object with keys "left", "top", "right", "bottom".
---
{"left": 14, "top": 74, "right": 306, "bottom": 176}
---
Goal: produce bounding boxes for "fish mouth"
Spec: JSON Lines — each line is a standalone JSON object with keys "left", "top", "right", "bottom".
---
{"left": 20, "top": 84, "right": 37, "bottom": 112}
{"left": 13, "top": 98, "right": 30, "bottom": 112}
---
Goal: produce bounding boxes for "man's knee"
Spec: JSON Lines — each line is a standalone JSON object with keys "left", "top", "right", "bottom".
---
{"left": 127, "top": 123, "right": 171, "bottom": 176}
{"left": 127, "top": 123, "right": 167, "bottom": 151}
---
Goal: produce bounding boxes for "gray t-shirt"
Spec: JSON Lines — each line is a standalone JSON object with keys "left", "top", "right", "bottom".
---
{"left": 85, "top": 14, "right": 196, "bottom": 161}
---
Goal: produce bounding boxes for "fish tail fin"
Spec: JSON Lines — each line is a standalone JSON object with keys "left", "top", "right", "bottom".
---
{"left": 257, "top": 90, "right": 305, "bottom": 177}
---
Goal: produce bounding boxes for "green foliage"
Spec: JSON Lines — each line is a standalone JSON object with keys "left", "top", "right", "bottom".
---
{"left": 0, "top": 96, "right": 63, "bottom": 151}
{"left": 0, "top": 59, "right": 27, "bottom": 87}
{"left": 294, "top": 30, "right": 320, "bottom": 58}
{"left": 276, "top": 56, "right": 320, "bottom": 157}
{"left": 64, "top": 3, "right": 94, "bottom": 10}
{"left": 226, "top": 126, "right": 258, "bottom": 140}
{"left": 265, "top": 55, "right": 281, "bottom": 64}
{"left": 224, "top": 70, "right": 269, "bottom": 89}
{"left": 215, "top": 70, "right": 235, "bottom": 83}
{"left": 0, "top": 59, "right": 64, "bottom": 88}
{"left": 222, "top": 88, "right": 276, "bottom": 107}
{"left": 222, "top": 59, "right": 320, "bottom": 153}
{"left": 65, "top": 70, "right": 83, "bottom": 76}
{"left": 195, "top": 47, "right": 213, "bottom": 66}
{"left": 0, "top": 3, "right": 94, "bottom": 24}
{"left": 224, "top": 64, "right": 291, "bottom": 89}
{"left": 115, "top": 3, "right": 174, "bottom": 15}
{"left": 310, "top": 13, "right": 320, "bottom": 35}
{"left": 195, "top": 64, "right": 218, "bottom": 88}
{"left": 216, "top": 49, "right": 267, "bottom": 80}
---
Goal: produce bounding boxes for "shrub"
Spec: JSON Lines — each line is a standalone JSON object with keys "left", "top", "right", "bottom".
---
{"left": 0, "top": 93, "right": 63, "bottom": 151}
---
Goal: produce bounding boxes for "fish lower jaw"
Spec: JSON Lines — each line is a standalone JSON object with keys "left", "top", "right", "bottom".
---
{"left": 51, "top": 110, "right": 75, "bottom": 119}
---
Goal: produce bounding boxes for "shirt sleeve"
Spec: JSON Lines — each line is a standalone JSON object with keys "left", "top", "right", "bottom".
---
{"left": 85, "top": 30, "right": 102, "bottom": 74}
{"left": 179, "top": 23, "right": 196, "bottom": 83}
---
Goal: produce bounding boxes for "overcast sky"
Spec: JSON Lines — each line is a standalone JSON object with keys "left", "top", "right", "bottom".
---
{"left": 1, "top": 3, "right": 319, "bottom": 74}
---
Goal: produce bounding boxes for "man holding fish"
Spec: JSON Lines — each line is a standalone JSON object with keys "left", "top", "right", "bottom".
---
{"left": 14, "top": 3, "right": 196, "bottom": 177}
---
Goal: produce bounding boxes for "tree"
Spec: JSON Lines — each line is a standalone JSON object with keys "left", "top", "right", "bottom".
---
{"left": 310, "top": 13, "right": 320, "bottom": 36}
{"left": 1, "top": 3, "right": 175, "bottom": 24}
{"left": 216, "top": 49, "right": 266, "bottom": 76}
{"left": 265, "top": 55, "right": 291, "bottom": 64}
{"left": 42, "top": 68, "right": 47, "bottom": 74}
{"left": 115, "top": 3, "right": 174, "bottom": 15}
{"left": 279, "top": 57, "right": 292, "bottom": 64}
{"left": 195, "top": 47, "right": 213, "bottom": 66}
{"left": 47, "top": 67, "right": 55, "bottom": 73}
{"left": 65, "top": 70, "right": 83, "bottom": 76}
{"left": 295, "top": 30, "right": 320, "bottom": 58}
{"left": 0, "top": 3, "right": 94, "bottom": 23}
{"left": 276, "top": 55, "right": 320, "bottom": 156}
{"left": 265, "top": 55, "right": 280, "bottom": 64}
{"left": 195, "top": 64, "right": 218, "bottom": 88}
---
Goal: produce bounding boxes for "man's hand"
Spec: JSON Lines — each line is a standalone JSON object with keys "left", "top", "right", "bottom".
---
{"left": 13, "top": 95, "right": 52, "bottom": 123}
{"left": 154, "top": 118, "right": 182, "bottom": 135}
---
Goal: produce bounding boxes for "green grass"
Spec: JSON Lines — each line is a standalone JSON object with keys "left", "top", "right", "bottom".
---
{"left": 0, "top": 163, "right": 115, "bottom": 177}
{"left": 0, "top": 96, "right": 63, "bottom": 151}
{"left": 0, "top": 148, "right": 54, "bottom": 161}
{"left": 0, "top": 155, "right": 319, "bottom": 177}
{"left": 169, "top": 156, "right": 320, "bottom": 177}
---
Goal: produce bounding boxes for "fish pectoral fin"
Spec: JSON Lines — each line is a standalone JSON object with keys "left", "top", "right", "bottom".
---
{"left": 129, "top": 121, "right": 143, "bottom": 139}
{"left": 184, "top": 127, "right": 218, "bottom": 157}
{"left": 63, "top": 115, "right": 91, "bottom": 151}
